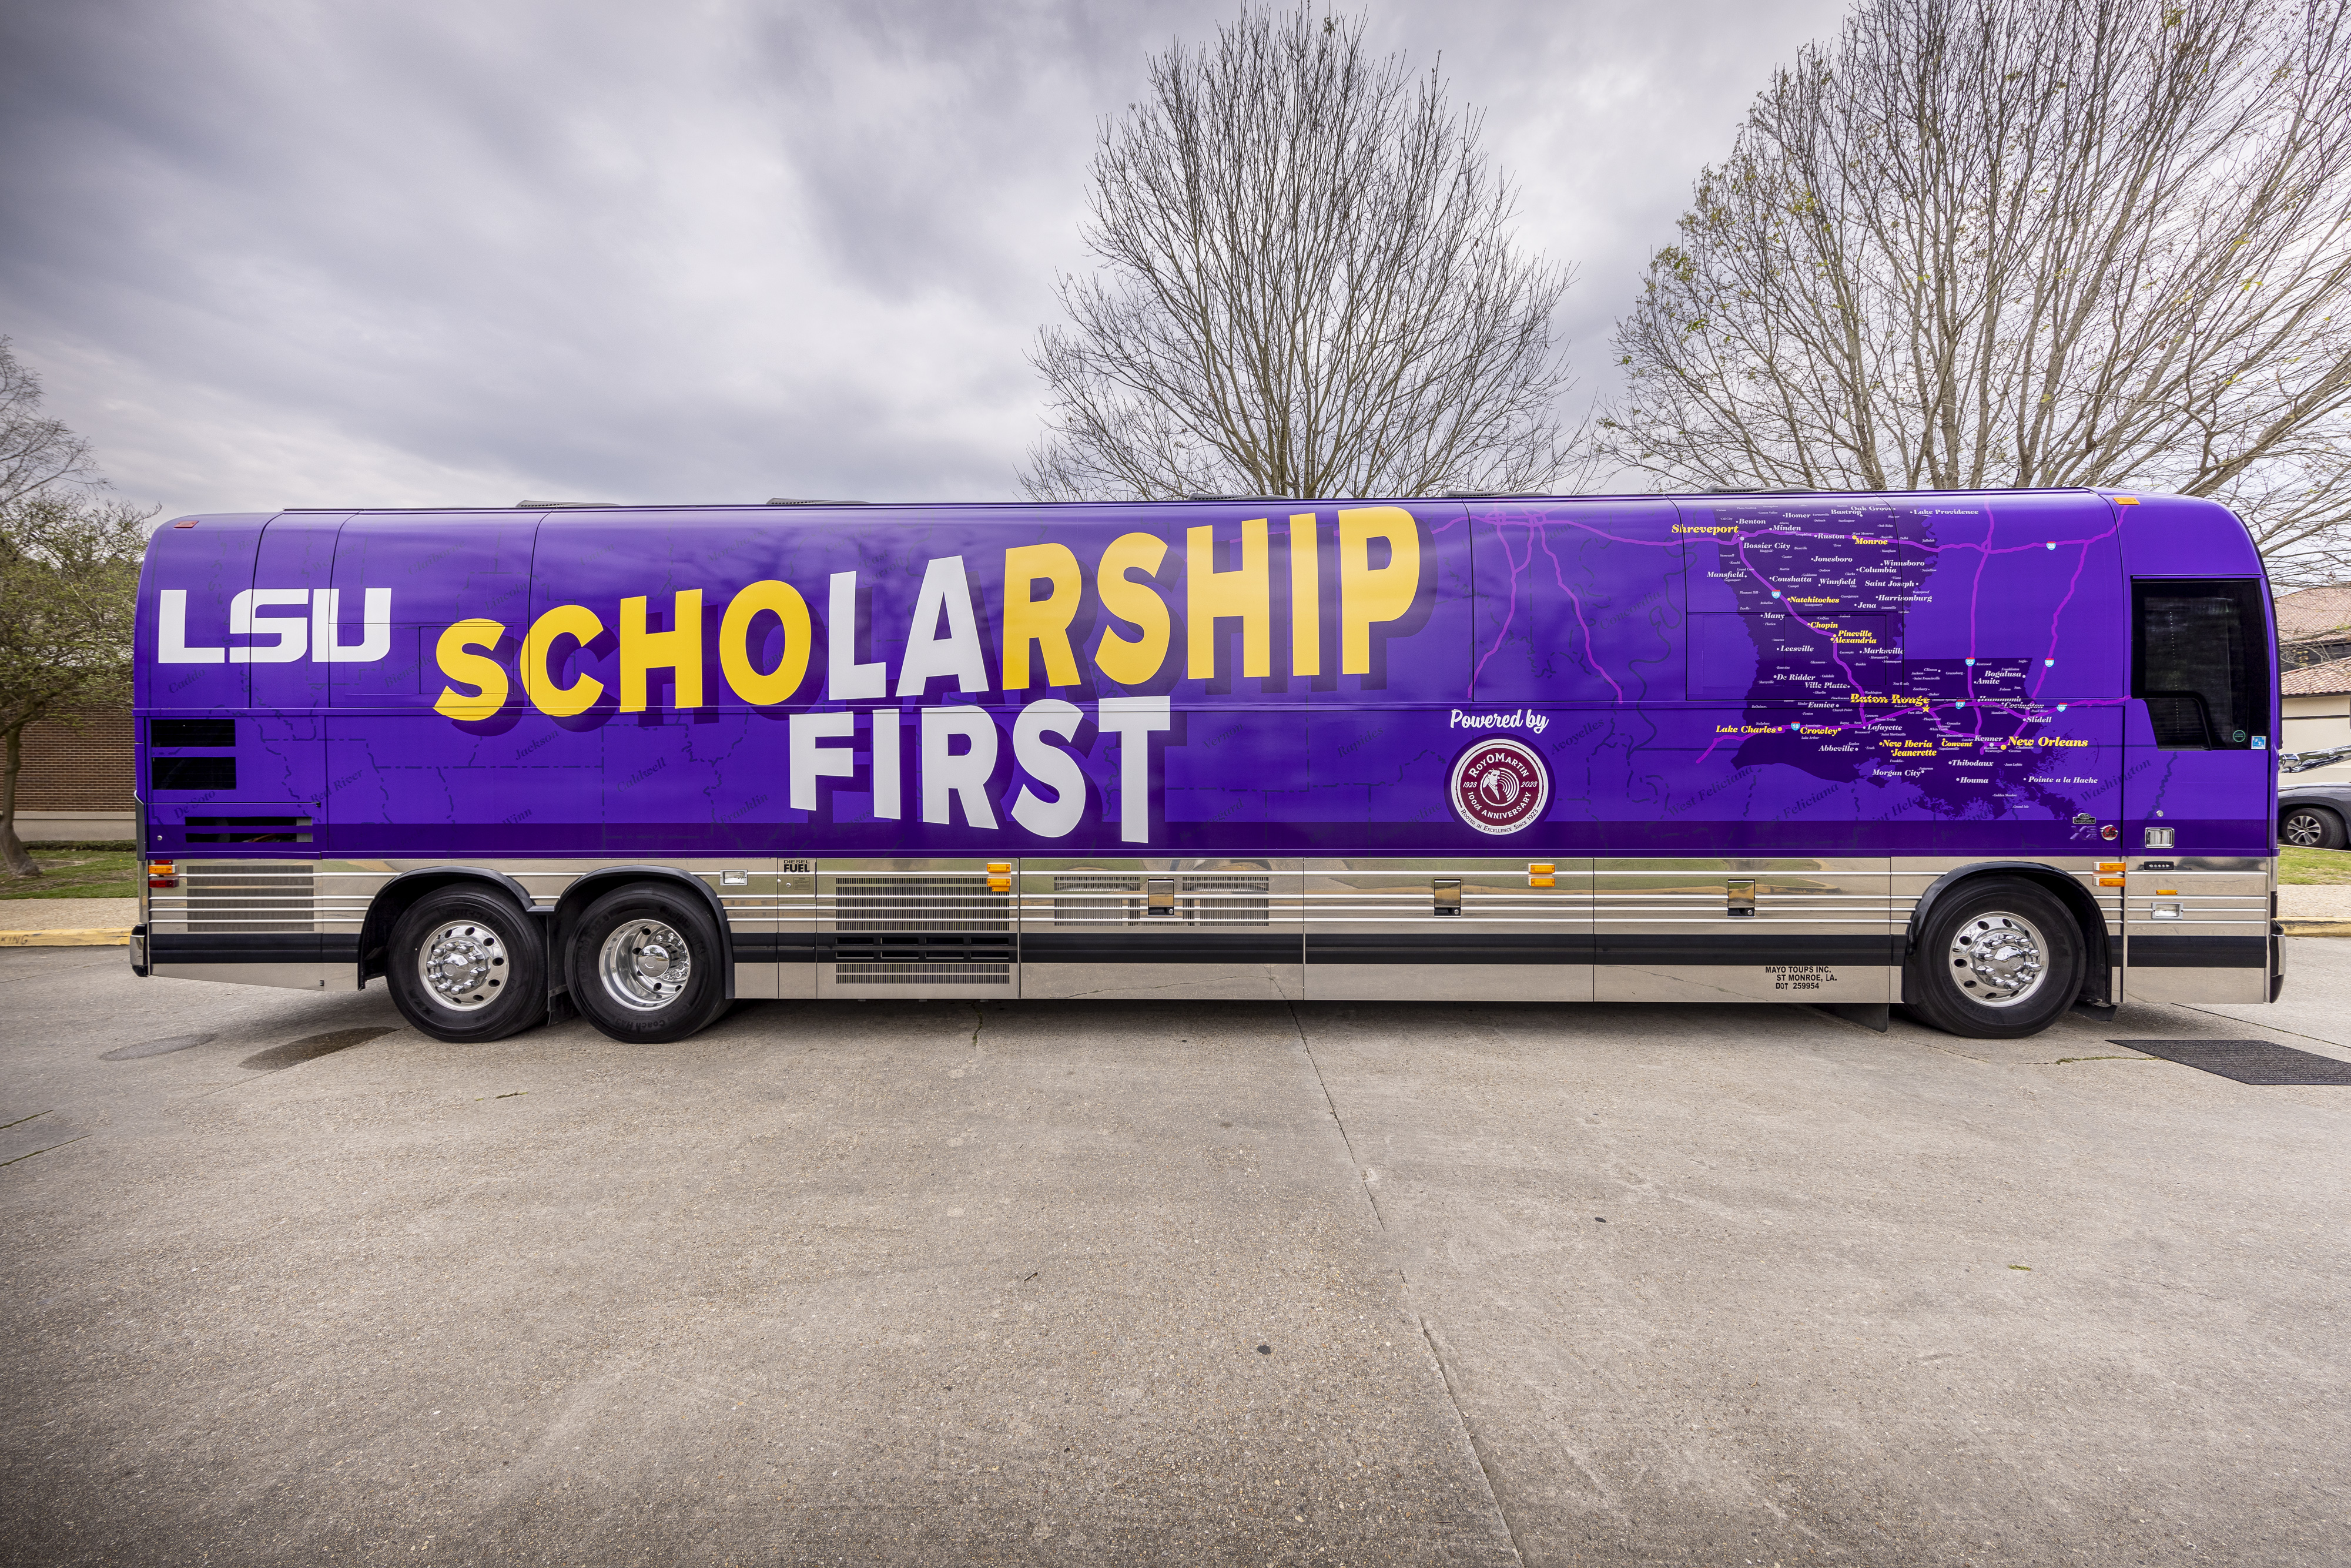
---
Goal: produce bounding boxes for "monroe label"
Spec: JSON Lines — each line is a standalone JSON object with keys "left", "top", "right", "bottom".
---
{"left": 1449, "top": 739, "right": 1549, "bottom": 836}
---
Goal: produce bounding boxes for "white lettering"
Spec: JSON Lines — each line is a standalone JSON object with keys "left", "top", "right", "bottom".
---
{"left": 1446, "top": 706, "right": 1549, "bottom": 735}
{"left": 869, "top": 708, "right": 903, "bottom": 820}
{"left": 826, "top": 572, "right": 888, "bottom": 700}
{"left": 229, "top": 588, "right": 310, "bottom": 663}
{"left": 788, "top": 709, "right": 856, "bottom": 810}
{"left": 158, "top": 589, "right": 225, "bottom": 664}
{"left": 896, "top": 556, "right": 990, "bottom": 698}
{"left": 922, "top": 704, "right": 998, "bottom": 829}
{"left": 1010, "top": 699, "right": 1086, "bottom": 839}
{"left": 312, "top": 588, "right": 390, "bottom": 662}
{"left": 1096, "top": 695, "right": 1171, "bottom": 845}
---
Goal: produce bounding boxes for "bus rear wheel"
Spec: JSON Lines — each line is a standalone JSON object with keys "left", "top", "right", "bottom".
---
{"left": 567, "top": 884, "right": 729, "bottom": 1043}
{"left": 1905, "top": 877, "right": 2084, "bottom": 1040}
{"left": 387, "top": 887, "right": 547, "bottom": 1043}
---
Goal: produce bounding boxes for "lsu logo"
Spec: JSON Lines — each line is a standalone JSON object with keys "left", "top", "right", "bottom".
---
{"left": 158, "top": 589, "right": 390, "bottom": 664}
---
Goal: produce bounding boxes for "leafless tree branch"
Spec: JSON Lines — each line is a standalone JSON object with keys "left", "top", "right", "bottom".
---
{"left": 1598, "top": 0, "right": 2351, "bottom": 586}
{"left": 1023, "top": 5, "right": 1580, "bottom": 501}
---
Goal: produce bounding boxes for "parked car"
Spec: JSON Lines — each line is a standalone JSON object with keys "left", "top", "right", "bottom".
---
{"left": 2279, "top": 779, "right": 2351, "bottom": 849}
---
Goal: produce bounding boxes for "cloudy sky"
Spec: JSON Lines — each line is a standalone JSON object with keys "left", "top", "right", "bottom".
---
{"left": 0, "top": 0, "right": 1848, "bottom": 518}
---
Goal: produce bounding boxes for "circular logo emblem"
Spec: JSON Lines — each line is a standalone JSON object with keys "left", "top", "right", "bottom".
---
{"left": 1448, "top": 738, "right": 1549, "bottom": 835}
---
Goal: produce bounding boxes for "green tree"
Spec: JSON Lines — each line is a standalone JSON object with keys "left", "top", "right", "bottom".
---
{"left": 0, "top": 339, "right": 149, "bottom": 879}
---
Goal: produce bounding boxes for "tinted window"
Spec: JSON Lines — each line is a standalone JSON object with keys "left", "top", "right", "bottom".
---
{"left": 150, "top": 718, "right": 236, "bottom": 748}
{"left": 151, "top": 757, "right": 236, "bottom": 791}
{"left": 2133, "top": 580, "right": 2269, "bottom": 749}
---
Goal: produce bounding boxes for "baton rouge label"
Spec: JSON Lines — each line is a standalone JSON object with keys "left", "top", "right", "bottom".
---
{"left": 1448, "top": 739, "right": 1549, "bottom": 836}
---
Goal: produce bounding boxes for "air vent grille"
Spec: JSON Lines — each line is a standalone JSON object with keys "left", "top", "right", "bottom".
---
{"left": 1183, "top": 876, "right": 1270, "bottom": 925}
{"left": 833, "top": 964, "right": 1012, "bottom": 984}
{"left": 184, "top": 816, "right": 312, "bottom": 845}
{"left": 185, "top": 866, "right": 316, "bottom": 933}
{"left": 1053, "top": 875, "right": 1141, "bottom": 924}
{"left": 831, "top": 876, "right": 1009, "bottom": 932}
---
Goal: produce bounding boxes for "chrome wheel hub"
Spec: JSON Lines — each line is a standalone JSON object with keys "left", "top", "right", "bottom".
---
{"left": 1948, "top": 911, "right": 2048, "bottom": 1007}
{"left": 2282, "top": 812, "right": 2325, "bottom": 847}
{"left": 599, "top": 920, "right": 691, "bottom": 1011}
{"left": 420, "top": 920, "right": 506, "bottom": 1011}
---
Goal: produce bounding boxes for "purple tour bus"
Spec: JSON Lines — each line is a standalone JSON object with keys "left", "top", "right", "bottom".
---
{"left": 129, "top": 489, "right": 2282, "bottom": 1043}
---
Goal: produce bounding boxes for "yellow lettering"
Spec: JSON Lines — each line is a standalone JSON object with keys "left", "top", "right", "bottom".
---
{"left": 521, "top": 604, "right": 605, "bottom": 718}
{"left": 719, "top": 580, "right": 810, "bottom": 706}
{"left": 1001, "top": 543, "right": 1082, "bottom": 690}
{"left": 1094, "top": 532, "right": 1170, "bottom": 686}
{"left": 619, "top": 590, "right": 702, "bottom": 712}
{"left": 1187, "top": 518, "right": 1269, "bottom": 679}
{"left": 432, "top": 618, "right": 508, "bottom": 722}
{"left": 1289, "top": 514, "right": 1319, "bottom": 677}
{"left": 1337, "top": 506, "right": 1420, "bottom": 675}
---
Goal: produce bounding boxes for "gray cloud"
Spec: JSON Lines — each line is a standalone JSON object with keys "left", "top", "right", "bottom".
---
{"left": 0, "top": 0, "right": 1847, "bottom": 518}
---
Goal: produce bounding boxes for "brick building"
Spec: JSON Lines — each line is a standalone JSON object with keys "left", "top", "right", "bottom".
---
{"left": 12, "top": 705, "right": 135, "bottom": 842}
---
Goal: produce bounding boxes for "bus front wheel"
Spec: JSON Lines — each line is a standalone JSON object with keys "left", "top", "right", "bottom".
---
{"left": 567, "top": 884, "right": 729, "bottom": 1043}
{"left": 386, "top": 887, "right": 547, "bottom": 1043}
{"left": 1904, "top": 877, "right": 2085, "bottom": 1040}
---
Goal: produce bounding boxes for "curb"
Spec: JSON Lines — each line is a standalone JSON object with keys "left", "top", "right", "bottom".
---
{"left": 2279, "top": 920, "right": 2351, "bottom": 938}
{"left": 0, "top": 929, "right": 130, "bottom": 947}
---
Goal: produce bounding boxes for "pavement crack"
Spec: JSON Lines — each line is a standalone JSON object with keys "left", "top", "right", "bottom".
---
{"left": 1285, "top": 1002, "right": 1528, "bottom": 1567}
{"left": 0, "top": 1109, "right": 51, "bottom": 1133}
{"left": 0, "top": 1134, "right": 91, "bottom": 1168}
{"left": 1287, "top": 1001, "right": 1380, "bottom": 1232}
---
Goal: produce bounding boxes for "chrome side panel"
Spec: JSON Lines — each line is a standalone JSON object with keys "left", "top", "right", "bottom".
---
{"left": 150, "top": 960, "right": 357, "bottom": 991}
{"left": 1304, "top": 859, "right": 1589, "bottom": 1003}
{"left": 145, "top": 850, "right": 2278, "bottom": 1011}
{"left": 147, "top": 862, "right": 360, "bottom": 990}
{"left": 1019, "top": 859, "right": 1301, "bottom": 1001}
{"left": 817, "top": 859, "right": 1017, "bottom": 999}
{"left": 1595, "top": 859, "right": 1894, "bottom": 1003}
{"left": 2122, "top": 859, "right": 2273, "bottom": 1005}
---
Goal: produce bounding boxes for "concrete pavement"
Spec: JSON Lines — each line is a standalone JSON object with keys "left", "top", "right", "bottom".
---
{"left": 3, "top": 942, "right": 2348, "bottom": 1565}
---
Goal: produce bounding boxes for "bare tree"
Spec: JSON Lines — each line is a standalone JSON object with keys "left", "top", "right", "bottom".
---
{"left": 0, "top": 340, "right": 148, "bottom": 878}
{"left": 1599, "top": 0, "right": 2351, "bottom": 584}
{"left": 1023, "top": 5, "right": 1577, "bottom": 502}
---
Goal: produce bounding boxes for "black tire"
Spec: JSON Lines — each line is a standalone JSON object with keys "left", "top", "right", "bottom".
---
{"left": 565, "top": 883, "right": 729, "bottom": 1044}
{"left": 1904, "top": 876, "right": 2085, "bottom": 1040}
{"left": 386, "top": 887, "right": 546, "bottom": 1043}
{"left": 2280, "top": 805, "right": 2347, "bottom": 850}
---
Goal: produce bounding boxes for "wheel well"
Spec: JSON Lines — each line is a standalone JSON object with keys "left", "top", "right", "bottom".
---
{"left": 1905, "top": 863, "right": 2112, "bottom": 1008}
{"left": 359, "top": 869, "right": 541, "bottom": 984}
{"left": 548, "top": 868, "right": 735, "bottom": 1001}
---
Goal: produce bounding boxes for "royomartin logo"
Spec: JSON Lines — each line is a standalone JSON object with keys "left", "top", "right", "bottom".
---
{"left": 1448, "top": 738, "right": 1549, "bottom": 836}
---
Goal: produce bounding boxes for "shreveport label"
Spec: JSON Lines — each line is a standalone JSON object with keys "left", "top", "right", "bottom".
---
{"left": 1448, "top": 738, "right": 1549, "bottom": 835}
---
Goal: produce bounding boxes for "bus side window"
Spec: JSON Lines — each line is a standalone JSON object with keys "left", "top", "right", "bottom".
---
{"left": 2131, "top": 579, "right": 2269, "bottom": 750}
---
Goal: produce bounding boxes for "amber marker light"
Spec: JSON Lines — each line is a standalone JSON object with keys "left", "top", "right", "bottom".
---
{"left": 1527, "top": 862, "right": 1556, "bottom": 887}
{"left": 148, "top": 860, "right": 178, "bottom": 889}
{"left": 986, "top": 860, "right": 1011, "bottom": 893}
{"left": 2097, "top": 862, "right": 2125, "bottom": 873}
{"left": 2098, "top": 876, "right": 2126, "bottom": 887}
